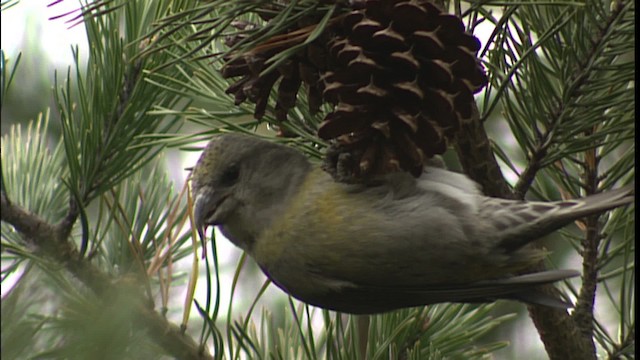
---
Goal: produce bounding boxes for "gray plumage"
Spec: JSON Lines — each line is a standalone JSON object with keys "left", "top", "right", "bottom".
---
{"left": 191, "top": 134, "right": 634, "bottom": 314}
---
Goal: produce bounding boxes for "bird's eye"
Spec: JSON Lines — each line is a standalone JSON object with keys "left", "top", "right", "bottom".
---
{"left": 220, "top": 164, "right": 240, "bottom": 186}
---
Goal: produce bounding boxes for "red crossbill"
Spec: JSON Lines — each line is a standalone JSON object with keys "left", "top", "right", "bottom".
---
{"left": 191, "top": 133, "right": 633, "bottom": 314}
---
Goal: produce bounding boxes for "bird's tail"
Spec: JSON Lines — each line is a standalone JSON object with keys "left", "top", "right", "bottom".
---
{"left": 497, "top": 185, "right": 634, "bottom": 253}
{"left": 498, "top": 270, "right": 580, "bottom": 308}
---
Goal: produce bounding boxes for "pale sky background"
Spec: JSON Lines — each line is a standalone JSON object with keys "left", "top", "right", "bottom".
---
{"left": 2, "top": 2, "right": 621, "bottom": 360}
{"left": 1, "top": 1, "right": 88, "bottom": 67}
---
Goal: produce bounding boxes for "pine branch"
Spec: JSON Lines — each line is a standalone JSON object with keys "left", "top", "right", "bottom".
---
{"left": 0, "top": 195, "right": 212, "bottom": 360}
{"left": 512, "top": 1, "right": 633, "bottom": 199}
{"left": 45, "top": 1, "right": 629, "bottom": 359}
{"left": 463, "top": 1, "right": 634, "bottom": 359}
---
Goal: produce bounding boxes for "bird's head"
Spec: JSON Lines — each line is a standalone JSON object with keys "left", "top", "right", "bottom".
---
{"left": 191, "top": 133, "right": 312, "bottom": 250}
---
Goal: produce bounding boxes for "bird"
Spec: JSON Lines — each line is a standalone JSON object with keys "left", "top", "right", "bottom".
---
{"left": 190, "top": 133, "right": 634, "bottom": 314}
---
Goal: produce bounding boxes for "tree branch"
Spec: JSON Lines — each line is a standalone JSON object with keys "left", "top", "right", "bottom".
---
{"left": 454, "top": 3, "right": 633, "bottom": 358}
{"left": 0, "top": 194, "right": 212, "bottom": 360}
{"left": 454, "top": 103, "right": 515, "bottom": 199}
{"left": 454, "top": 106, "right": 595, "bottom": 360}
{"left": 571, "top": 140, "right": 600, "bottom": 352}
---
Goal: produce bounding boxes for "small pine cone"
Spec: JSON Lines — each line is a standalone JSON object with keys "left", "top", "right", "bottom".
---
{"left": 318, "top": 0, "right": 487, "bottom": 180}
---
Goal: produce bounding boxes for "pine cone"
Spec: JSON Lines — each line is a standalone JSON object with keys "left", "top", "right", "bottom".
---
{"left": 318, "top": 0, "right": 487, "bottom": 179}
{"left": 220, "top": 0, "right": 487, "bottom": 180}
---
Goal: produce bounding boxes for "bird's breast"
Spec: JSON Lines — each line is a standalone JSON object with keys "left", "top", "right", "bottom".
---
{"left": 253, "top": 171, "right": 355, "bottom": 265}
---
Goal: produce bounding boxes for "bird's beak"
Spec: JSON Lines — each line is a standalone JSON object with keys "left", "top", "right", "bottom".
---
{"left": 193, "top": 187, "right": 219, "bottom": 257}
{"left": 193, "top": 193, "right": 208, "bottom": 258}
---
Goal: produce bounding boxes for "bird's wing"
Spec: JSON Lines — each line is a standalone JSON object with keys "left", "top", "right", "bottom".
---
{"left": 305, "top": 269, "right": 579, "bottom": 314}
